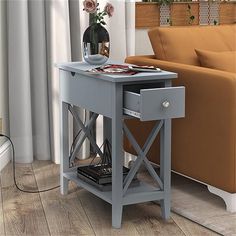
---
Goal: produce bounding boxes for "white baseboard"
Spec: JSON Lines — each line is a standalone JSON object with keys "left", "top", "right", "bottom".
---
{"left": 0, "top": 138, "right": 11, "bottom": 172}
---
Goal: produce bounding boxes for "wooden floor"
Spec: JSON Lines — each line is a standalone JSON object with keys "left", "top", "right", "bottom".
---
{"left": 0, "top": 161, "right": 219, "bottom": 236}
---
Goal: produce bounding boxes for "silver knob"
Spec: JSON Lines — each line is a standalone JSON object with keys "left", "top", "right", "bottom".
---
{"left": 162, "top": 101, "right": 170, "bottom": 108}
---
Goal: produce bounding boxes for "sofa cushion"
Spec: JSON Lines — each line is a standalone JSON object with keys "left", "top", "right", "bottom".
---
{"left": 195, "top": 49, "right": 236, "bottom": 73}
{"left": 148, "top": 25, "right": 236, "bottom": 66}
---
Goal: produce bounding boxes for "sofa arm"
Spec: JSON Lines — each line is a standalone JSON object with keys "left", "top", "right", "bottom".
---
{"left": 125, "top": 55, "right": 236, "bottom": 193}
{"left": 126, "top": 55, "right": 236, "bottom": 84}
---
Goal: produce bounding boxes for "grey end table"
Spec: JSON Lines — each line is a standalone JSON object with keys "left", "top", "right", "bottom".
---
{"left": 56, "top": 62, "right": 185, "bottom": 228}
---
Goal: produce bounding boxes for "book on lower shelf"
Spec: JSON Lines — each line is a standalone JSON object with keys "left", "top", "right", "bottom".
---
{"left": 77, "top": 164, "right": 133, "bottom": 185}
{"left": 77, "top": 173, "right": 140, "bottom": 192}
{"left": 77, "top": 164, "right": 139, "bottom": 191}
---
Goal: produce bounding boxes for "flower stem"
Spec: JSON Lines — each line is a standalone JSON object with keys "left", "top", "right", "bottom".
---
{"left": 89, "top": 12, "right": 97, "bottom": 25}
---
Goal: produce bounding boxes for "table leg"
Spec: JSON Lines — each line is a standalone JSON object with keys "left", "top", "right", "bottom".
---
{"left": 60, "top": 102, "right": 69, "bottom": 195}
{"left": 103, "top": 116, "right": 112, "bottom": 144}
{"left": 111, "top": 84, "right": 123, "bottom": 228}
{"left": 160, "top": 118, "right": 172, "bottom": 220}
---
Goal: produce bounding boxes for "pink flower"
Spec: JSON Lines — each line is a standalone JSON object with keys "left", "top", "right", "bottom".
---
{"left": 83, "top": 0, "right": 97, "bottom": 14}
{"left": 104, "top": 3, "right": 114, "bottom": 17}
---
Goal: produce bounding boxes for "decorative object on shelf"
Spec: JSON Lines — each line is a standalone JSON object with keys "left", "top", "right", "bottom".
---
{"left": 187, "top": 3, "right": 195, "bottom": 25}
{"left": 170, "top": 2, "right": 199, "bottom": 26}
{"left": 143, "top": 0, "right": 173, "bottom": 26}
{"left": 199, "top": 1, "right": 209, "bottom": 25}
{"left": 209, "top": 1, "right": 220, "bottom": 25}
{"left": 160, "top": 3, "right": 171, "bottom": 26}
{"left": 77, "top": 139, "right": 138, "bottom": 191}
{"left": 199, "top": 1, "right": 220, "bottom": 26}
{"left": 83, "top": 0, "right": 114, "bottom": 65}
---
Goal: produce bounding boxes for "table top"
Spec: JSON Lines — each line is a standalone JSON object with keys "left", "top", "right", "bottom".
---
{"left": 56, "top": 61, "right": 177, "bottom": 83}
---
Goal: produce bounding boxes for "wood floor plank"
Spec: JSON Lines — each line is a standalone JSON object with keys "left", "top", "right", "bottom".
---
{"left": 1, "top": 163, "right": 50, "bottom": 236}
{"left": 125, "top": 202, "right": 185, "bottom": 236}
{"left": 78, "top": 166, "right": 183, "bottom": 236}
{"left": 171, "top": 213, "right": 219, "bottom": 236}
{"left": 0, "top": 176, "right": 5, "bottom": 235}
{"left": 78, "top": 190, "right": 140, "bottom": 236}
{"left": 32, "top": 161, "right": 95, "bottom": 236}
{"left": 139, "top": 170, "right": 218, "bottom": 235}
{"left": 0, "top": 160, "right": 221, "bottom": 236}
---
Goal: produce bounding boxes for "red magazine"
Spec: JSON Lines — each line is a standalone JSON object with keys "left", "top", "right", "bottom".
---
{"left": 88, "top": 64, "right": 138, "bottom": 75}
{"left": 87, "top": 64, "right": 161, "bottom": 75}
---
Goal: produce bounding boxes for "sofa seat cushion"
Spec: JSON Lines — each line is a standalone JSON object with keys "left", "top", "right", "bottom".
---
{"left": 148, "top": 25, "right": 236, "bottom": 66}
{"left": 195, "top": 49, "right": 236, "bottom": 73}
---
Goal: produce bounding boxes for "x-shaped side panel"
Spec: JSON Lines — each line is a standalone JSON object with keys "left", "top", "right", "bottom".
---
{"left": 123, "top": 120, "right": 164, "bottom": 195}
{"left": 68, "top": 105, "right": 102, "bottom": 165}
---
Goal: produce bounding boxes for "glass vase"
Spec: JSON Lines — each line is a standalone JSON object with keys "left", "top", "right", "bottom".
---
{"left": 83, "top": 23, "right": 110, "bottom": 65}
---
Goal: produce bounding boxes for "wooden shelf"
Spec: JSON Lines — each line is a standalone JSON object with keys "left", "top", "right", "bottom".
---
{"left": 136, "top": 1, "right": 236, "bottom": 28}
{"left": 220, "top": 2, "right": 236, "bottom": 24}
{"left": 171, "top": 3, "right": 199, "bottom": 26}
{"left": 64, "top": 171, "right": 162, "bottom": 206}
{"left": 136, "top": 3, "right": 160, "bottom": 28}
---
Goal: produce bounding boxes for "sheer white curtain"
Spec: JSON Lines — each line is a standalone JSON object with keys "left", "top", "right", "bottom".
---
{"left": 5, "top": 0, "right": 135, "bottom": 164}
{"left": 8, "top": 0, "right": 75, "bottom": 163}
{"left": 0, "top": 0, "right": 9, "bottom": 136}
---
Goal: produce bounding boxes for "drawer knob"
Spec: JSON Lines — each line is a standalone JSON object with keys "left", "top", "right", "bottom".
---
{"left": 162, "top": 101, "right": 170, "bottom": 108}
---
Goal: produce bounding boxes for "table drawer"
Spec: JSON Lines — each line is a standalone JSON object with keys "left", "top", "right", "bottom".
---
{"left": 123, "top": 86, "right": 185, "bottom": 121}
{"left": 60, "top": 70, "right": 113, "bottom": 118}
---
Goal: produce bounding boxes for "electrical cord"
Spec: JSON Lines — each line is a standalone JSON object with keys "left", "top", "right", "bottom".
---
{"left": 89, "top": 138, "right": 112, "bottom": 167}
{"left": 0, "top": 133, "right": 60, "bottom": 193}
{"left": 89, "top": 140, "right": 105, "bottom": 166}
{"left": 0, "top": 110, "right": 96, "bottom": 193}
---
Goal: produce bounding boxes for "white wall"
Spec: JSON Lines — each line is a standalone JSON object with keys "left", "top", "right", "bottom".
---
{"left": 135, "top": 29, "right": 153, "bottom": 55}
{"left": 0, "top": 0, "right": 9, "bottom": 135}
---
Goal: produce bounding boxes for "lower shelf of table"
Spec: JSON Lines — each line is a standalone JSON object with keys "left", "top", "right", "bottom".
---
{"left": 63, "top": 171, "right": 164, "bottom": 206}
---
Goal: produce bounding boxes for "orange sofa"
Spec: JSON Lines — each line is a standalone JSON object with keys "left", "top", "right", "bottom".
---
{"left": 124, "top": 25, "right": 236, "bottom": 212}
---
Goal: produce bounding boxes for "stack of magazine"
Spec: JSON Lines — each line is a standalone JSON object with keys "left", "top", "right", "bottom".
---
{"left": 87, "top": 64, "right": 161, "bottom": 75}
{"left": 77, "top": 163, "right": 139, "bottom": 191}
